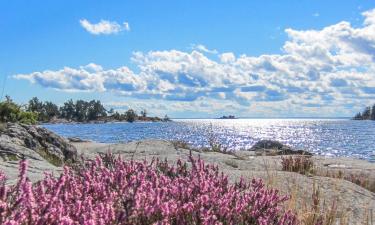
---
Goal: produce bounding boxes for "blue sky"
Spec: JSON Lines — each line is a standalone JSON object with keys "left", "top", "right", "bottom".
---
{"left": 1, "top": 0, "right": 375, "bottom": 118}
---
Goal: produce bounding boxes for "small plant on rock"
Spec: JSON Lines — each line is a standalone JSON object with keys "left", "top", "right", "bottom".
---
{"left": 281, "top": 155, "right": 314, "bottom": 175}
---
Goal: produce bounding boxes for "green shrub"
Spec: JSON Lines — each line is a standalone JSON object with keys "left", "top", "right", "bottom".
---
{"left": 18, "top": 111, "right": 38, "bottom": 124}
{"left": 0, "top": 99, "right": 37, "bottom": 125}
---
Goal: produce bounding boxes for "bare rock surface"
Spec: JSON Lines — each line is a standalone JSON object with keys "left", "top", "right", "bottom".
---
{"left": 0, "top": 123, "right": 77, "bottom": 183}
{"left": 250, "top": 139, "right": 313, "bottom": 155}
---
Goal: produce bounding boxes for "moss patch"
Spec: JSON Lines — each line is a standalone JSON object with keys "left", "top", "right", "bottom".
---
{"left": 36, "top": 149, "right": 63, "bottom": 167}
{"left": 0, "top": 153, "right": 19, "bottom": 161}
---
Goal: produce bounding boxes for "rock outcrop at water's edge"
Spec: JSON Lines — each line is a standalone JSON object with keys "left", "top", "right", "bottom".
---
{"left": 0, "top": 123, "right": 77, "bottom": 163}
{"left": 250, "top": 140, "right": 313, "bottom": 156}
{"left": 0, "top": 123, "right": 77, "bottom": 183}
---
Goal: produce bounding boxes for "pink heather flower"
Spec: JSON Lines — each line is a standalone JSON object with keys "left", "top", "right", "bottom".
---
{"left": 0, "top": 153, "right": 298, "bottom": 224}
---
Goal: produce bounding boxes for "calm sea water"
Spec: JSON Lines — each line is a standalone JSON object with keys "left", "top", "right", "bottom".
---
{"left": 43, "top": 119, "right": 375, "bottom": 161}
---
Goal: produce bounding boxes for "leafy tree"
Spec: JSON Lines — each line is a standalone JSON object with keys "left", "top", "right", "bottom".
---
{"left": 362, "top": 107, "right": 371, "bottom": 120}
{"left": 112, "top": 112, "right": 121, "bottom": 120}
{"left": 60, "top": 99, "right": 75, "bottom": 121}
{"left": 87, "top": 100, "right": 107, "bottom": 121}
{"left": 43, "top": 101, "right": 60, "bottom": 120}
{"left": 353, "top": 104, "right": 375, "bottom": 120}
{"left": 27, "top": 97, "right": 44, "bottom": 113}
{"left": 353, "top": 112, "right": 362, "bottom": 120}
{"left": 0, "top": 98, "right": 37, "bottom": 124}
{"left": 125, "top": 109, "right": 137, "bottom": 122}
{"left": 74, "top": 100, "right": 88, "bottom": 122}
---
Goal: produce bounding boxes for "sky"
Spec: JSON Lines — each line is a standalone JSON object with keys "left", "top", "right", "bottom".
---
{"left": 1, "top": 0, "right": 375, "bottom": 118}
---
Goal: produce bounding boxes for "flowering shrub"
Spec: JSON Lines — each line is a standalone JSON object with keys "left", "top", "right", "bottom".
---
{"left": 0, "top": 154, "right": 297, "bottom": 224}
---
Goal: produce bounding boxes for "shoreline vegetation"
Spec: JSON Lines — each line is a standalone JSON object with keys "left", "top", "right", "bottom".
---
{"left": 353, "top": 104, "right": 375, "bottom": 120}
{"left": 0, "top": 129, "right": 374, "bottom": 224}
{"left": 0, "top": 120, "right": 373, "bottom": 224}
{"left": 0, "top": 96, "right": 171, "bottom": 125}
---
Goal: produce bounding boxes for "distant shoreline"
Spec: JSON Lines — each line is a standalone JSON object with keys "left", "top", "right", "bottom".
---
{"left": 40, "top": 117, "right": 354, "bottom": 125}
{"left": 40, "top": 119, "right": 172, "bottom": 125}
{"left": 172, "top": 117, "right": 352, "bottom": 120}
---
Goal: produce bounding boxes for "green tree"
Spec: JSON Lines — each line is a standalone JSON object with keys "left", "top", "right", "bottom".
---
{"left": 87, "top": 100, "right": 107, "bottom": 121}
{"left": 125, "top": 109, "right": 137, "bottom": 122}
{"left": 43, "top": 101, "right": 60, "bottom": 120}
{"left": 362, "top": 107, "right": 371, "bottom": 120}
{"left": 74, "top": 100, "right": 88, "bottom": 122}
{"left": 112, "top": 111, "right": 121, "bottom": 120}
{"left": 353, "top": 112, "right": 362, "bottom": 120}
{"left": 27, "top": 97, "right": 43, "bottom": 113}
{"left": 60, "top": 99, "right": 75, "bottom": 121}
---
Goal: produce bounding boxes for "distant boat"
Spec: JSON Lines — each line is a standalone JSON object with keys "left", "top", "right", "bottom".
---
{"left": 218, "top": 115, "right": 236, "bottom": 119}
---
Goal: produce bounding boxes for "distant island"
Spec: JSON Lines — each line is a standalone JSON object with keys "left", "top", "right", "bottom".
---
{"left": 0, "top": 96, "right": 171, "bottom": 125}
{"left": 353, "top": 104, "right": 375, "bottom": 120}
{"left": 218, "top": 115, "right": 236, "bottom": 119}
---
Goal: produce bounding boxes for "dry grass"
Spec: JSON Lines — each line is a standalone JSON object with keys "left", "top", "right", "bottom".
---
{"left": 265, "top": 156, "right": 374, "bottom": 224}
{"left": 281, "top": 155, "right": 314, "bottom": 175}
{"left": 318, "top": 169, "right": 375, "bottom": 193}
{"left": 171, "top": 140, "right": 192, "bottom": 150}
{"left": 281, "top": 156, "right": 375, "bottom": 194}
{"left": 171, "top": 139, "right": 235, "bottom": 155}
{"left": 279, "top": 176, "right": 350, "bottom": 225}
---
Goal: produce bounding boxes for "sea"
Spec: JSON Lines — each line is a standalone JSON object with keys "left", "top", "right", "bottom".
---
{"left": 43, "top": 118, "right": 375, "bottom": 161}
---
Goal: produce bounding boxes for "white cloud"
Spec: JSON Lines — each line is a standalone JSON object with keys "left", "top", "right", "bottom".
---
{"left": 80, "top": 19, "right": 130, "bottom": 35}
{"left": 14, "top": 8, "right": 375, "bottom": 116}
{"left": 191, "top": 44, "right": 218, "bottom": 54}
{"left": 220, "top": 52, "right": 236, "bottom": 63}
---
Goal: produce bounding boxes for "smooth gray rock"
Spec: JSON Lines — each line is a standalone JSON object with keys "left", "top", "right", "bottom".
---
{"left": 68, "top": 137, "right": 91, "bottom": 143}
{"left": 250, "top": 140, "right": 312, "bottom": 155}
{"left": 0, "top": 123, "right": 77, "bottom": 163}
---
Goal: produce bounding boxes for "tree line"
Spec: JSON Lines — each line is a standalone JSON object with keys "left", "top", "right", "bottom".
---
{"left": 0, "top": 96, "right": 170, "bottom": 124}
{"left": 353, "top": 104, "right": 375, "bottom": 120}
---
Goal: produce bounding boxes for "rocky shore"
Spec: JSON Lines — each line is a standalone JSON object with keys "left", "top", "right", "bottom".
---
{"left": 0, "top": 123, "right": 374, "bottom": 224}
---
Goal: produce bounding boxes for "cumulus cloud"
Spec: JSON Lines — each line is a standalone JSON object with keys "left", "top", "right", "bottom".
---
{"left": 14, "top": 8, "right": 375, "bottom": 116}
{"left": 80, "top": 19, "right": 130, "bottom": 35}
{"left": 220, "top": 52, "right": 236, "bottom": 63}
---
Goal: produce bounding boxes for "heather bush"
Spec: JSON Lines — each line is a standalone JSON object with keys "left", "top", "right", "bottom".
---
{"left": 0, "top": 154, "right": 298, "bottom": 225}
